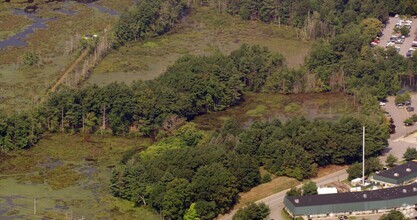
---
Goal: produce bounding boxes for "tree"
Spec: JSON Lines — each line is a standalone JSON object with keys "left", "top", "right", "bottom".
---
{"left": 233, "top": 202, "right": 270, "bottom": 220}
{"left": 385, "top": 154, "right": 398, "bottom": 167}
{"left": 162, "top": 178, "right": 191, "bottom": 219}
{"left": 404, "top": 118, "right": 413, "bottom": 126}
{"left": 189, "top": 163, "right": 238, "bottom": 214}
{"left": 286, "top": 187, "right": 302, "bottom": 196}
{"left": 347, "top": 163, "right": 362, "bottom": 180}
{"left": 395, "top": 93, "right": 411, "bottom": 104}
{"left": 184, "top": 203, "right": 200, "bottom": 220}
{"left": 400, "top": 25, "right": 410, "bottom": 37}
{"left": 403, "top": 147, "right": 417, "bottom": 161}
{"left": 302, "top": 181, "right": 318, "bottom": 195}
{"left": 360, "top": 18, "right": 383, "bottom": 41}
{"left": 379, "top": 210, "right": 407, "bottom": 220}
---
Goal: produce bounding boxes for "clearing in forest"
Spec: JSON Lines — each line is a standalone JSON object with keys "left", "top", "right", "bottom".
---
{"left": 90, "top": 7, "right": 310, "bottom": 85}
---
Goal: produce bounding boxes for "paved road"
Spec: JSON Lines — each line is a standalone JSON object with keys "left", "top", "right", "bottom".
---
{"left": 379, "top": 17, "right": 417, "bottom": 56}
{"left": 219, "top": 169, "right": 348, "bottom": 220}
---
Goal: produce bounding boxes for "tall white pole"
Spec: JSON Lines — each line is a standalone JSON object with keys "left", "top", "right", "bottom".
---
{"left": 363, "top": 126, "right": 365, "bottom": 186}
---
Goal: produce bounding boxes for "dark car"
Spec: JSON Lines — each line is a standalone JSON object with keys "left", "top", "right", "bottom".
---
{"left": 405, "top": 100, "right": 412, "bottom": 106}
{"left": 407, "top": 107, "right": 414, "bottom": 112}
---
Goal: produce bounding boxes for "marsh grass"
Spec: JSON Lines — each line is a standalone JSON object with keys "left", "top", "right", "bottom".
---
{"left": 90, "top": 7, "right": 311, "bottom": 85}
{"left": 0, "top": 0, "right": 131, "bottom": 113}
{"left": 192, "top": 92, "right": 358, "bottom": 131}
{"left": 0, "top": 133, "right": 158, "bottom": 219}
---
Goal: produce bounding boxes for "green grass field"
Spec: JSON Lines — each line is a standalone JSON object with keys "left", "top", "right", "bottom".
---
{"left": 89, "top": 6, "right": 311, "bottom": 85}
{"left": 0, "top": 134, "right": 159, "bottom": 219}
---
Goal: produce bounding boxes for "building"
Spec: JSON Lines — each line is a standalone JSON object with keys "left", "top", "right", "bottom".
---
{"left": 372, "top": 161, "right": 417, "bottom": 186}
{"left": 284, "top": 183, "right": 417, "bottom": 219}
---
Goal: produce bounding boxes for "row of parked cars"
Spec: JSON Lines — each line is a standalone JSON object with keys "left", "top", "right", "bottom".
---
{"left": 395, "top": 19, "right": 413, "bottom": 29}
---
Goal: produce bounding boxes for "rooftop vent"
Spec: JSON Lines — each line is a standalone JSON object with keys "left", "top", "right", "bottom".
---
{"left": 294, "top": 199, "right": 299, "bottom": 204}
{"left": 363, "top": 194, "right": 367, "bottom": 198}
{"left": 394, "top": 173, "right": 400, "bottom": 177}
{"left": 403, "top": 189, "right": 407, "bottom": 193}
{"left": 406, "top": 168, "right": 412, "bottom": 172}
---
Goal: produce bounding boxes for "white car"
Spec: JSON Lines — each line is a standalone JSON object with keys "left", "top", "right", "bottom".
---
{"left": 380, "top": 102, "right": 386, "bottom": 106}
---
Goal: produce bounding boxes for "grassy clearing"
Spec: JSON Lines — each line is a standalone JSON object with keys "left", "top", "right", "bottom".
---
{"left": 193, "top": 92, "right": 358, "bottom": 131}
{"left": 90, "top": 6, "right": 311, "bottom": 85}
{"left": 0, "top": 133, "right": 159, "bottom": 219}
{"left": 0, "top": 0, "right": 133, "bottom": 114}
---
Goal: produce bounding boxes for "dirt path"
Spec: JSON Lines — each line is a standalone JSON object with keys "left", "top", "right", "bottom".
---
{"left": 49, "top": 49, "right": 89, "bottom": 93}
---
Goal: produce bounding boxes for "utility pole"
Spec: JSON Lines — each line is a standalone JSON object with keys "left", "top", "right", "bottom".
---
{"left": 362, "top": 126, "right": 365, "bottom": 186}
{"left": 34, "top": 198, "right": 37, "bottom": 215}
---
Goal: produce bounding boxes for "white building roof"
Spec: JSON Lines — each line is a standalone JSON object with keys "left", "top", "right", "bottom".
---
{"left": 317, "top": 187, "right": 338, "bottom": 195}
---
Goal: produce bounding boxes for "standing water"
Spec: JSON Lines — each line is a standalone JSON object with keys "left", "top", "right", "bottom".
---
{"left": 0, "top": 9, "right": 56, "bottom": 50}
{"left": 0, "top": 0, "right": 119, "bottom": 50}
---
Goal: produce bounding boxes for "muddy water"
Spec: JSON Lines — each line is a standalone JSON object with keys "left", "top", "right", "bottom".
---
{"left": 0, "top": 0, "right": 119, "bottom": 49}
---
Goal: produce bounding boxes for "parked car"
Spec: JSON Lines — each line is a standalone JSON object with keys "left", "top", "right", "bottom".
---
{"left": 405, "top": 100, "right": 412, "bottom": 105}
{"left": 413, "top": 38, "right": 417, "bottom": 47}
{"left": 386, "top": 42, "right": 396, "bottom": 47}
{"left": 407, "top": 107, "right": 414, "bottom": 112}
{"left": 380, "top": 102, "right": 386, "bottom": 106}
{"left": 407, "top": 48, "right": 416, "bottom": 57}
{"left": 395, "top": 46, "right": 401, "bottom": 52}
{"left": 389, "top": 36, "right": 398, "bottom": 43}
{"left": 396, "top": 38, "right": 405, "bottom": 44}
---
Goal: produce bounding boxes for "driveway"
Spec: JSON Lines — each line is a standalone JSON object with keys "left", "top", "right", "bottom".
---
{"left": 380, "top": 95, "right": 417, "bottom": 162}
{"left": 378, "top": 16, "right": 417, "bottom": 56}
{"left": 219, "top": 169, "right": 348, "bottom": 220}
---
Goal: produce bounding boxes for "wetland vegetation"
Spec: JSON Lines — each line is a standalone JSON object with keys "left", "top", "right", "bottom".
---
{"left": 2, "top": 0, "right": 417, "bottom": 219}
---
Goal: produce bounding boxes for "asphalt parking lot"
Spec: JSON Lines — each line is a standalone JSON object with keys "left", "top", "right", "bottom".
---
{"left": 380, "top": 95, "right": 417, "bottom": 162}
{"left": 378, "top": 16, "right": 417, "bottom": 56}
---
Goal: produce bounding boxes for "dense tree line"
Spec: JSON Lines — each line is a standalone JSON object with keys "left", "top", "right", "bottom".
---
{"left": 114, "top": 0, "right": 188, "bottom": 45}
{"left": 0, "top": 45, "right": 284, "bottom": 151}
{"left": 222, "top": 0, "right": 416, "bottom": 39}
{"left": 110, "top": 115, "right": 388, "bottom": 219}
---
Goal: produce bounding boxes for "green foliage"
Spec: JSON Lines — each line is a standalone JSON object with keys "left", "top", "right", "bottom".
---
{"left": 395, "top": 93, "right": 411, "bottom": 104}
{"left": 404, "top": 118, "right": 413, "bottom": 126}
{"left": 302, "top": 181, "right": 317, "bottom": 195}
{"left": 233, "top": 202, "right": 270, "bottom": 220}
{"left": 174, "top": 123, "right": 204, "bottom": 147}
{"left": 261, "top": 173, "right": 272, "bottom": 183}
{"left": 0, "top": 113, "right": 41, "bottom": 152}
{"left": 286, "top": 187, "right": 302, "bottom": 196}
{"left": 2, "top": 45, "right": 287, "bottom": 151}
{"left": 403, "top": 147, "right": 417, "bottom": 161}
{"left": 184, "top": 203, "right": 200, "bottom": 220}
{"left": 379, "top": 210, "right": 407, "bottom": 220}
{"left": 140, "top": 137, "right": 187, "bottom": 160}
{"left": 347, "top": 162, "right": 363, "bottom": 181}
{"left": 237, "top": 116, "right": 387, "bottom": 180}
{"left": 347, "top": 157, "right": 383, "bottom": 180}
{"left": 114, "top": 0, "right": 187, "bottom": 45}
{"left": 22, "top": 51, "right": 39, "bottom": 66}
{"left": 400, "top": 25, "right": 410, "bottom": 36}
{"left": 385, "top": 154, "right": 398, "bottom": 167}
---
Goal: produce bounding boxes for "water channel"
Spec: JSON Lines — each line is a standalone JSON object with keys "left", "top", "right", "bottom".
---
{"left": 0, "top": 0, "right": 119, "bottom": 50}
